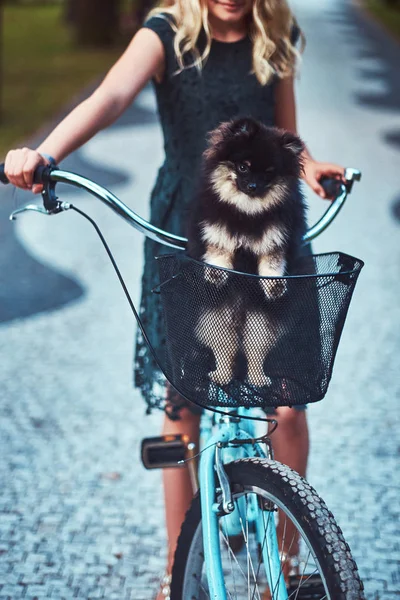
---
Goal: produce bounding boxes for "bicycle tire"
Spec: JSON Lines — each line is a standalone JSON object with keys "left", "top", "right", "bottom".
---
{"left": 170, "top": 458, "right": 364, "bottom": 600}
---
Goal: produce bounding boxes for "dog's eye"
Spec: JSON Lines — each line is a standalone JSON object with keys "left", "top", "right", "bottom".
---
{"left": 238, "top": 163, "right": 249, "bottom": 173}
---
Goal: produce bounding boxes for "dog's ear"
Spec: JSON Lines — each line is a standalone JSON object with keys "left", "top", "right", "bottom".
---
{"left": 204, "top": 122, "right": 233, "bottom": 161}
{"left": 228, "top": 117, "right": 259, "bottom": 138}
{"left": 207, "top": 121, "right": 234, "bottom": 149}
{"left": 204, "top": 119, "right": 254, "bottom": 162}
{"left": 281, "top": 131, "right": 304, "bottom": 156}
{"left": 204, "top": 118, "right": 261, "bottom": 162}
{"left": 207, "top": 118, "right": 257, "bottom": 147}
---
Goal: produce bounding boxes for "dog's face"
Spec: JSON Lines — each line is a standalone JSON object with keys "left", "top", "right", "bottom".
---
{"left": 204, "top": 118, "right": 304, "bottom": 214}
{"left": 229, "top": 155, "right": 276, "bottom": 199}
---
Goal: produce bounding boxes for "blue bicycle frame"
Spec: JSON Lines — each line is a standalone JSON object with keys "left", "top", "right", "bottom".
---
{"left": 199, "top": 407, "right": 287, "bottom": 600}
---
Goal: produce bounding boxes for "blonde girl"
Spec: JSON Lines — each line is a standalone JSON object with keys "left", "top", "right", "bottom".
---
{"left": 4, "top": 1, "right": 345, "bottom": 597}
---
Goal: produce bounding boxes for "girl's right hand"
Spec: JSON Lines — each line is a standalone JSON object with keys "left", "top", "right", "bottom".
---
{"left": 4, "top": 148, "right": 48, "bottom": 193}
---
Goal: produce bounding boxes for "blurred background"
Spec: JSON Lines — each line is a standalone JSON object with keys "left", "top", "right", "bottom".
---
{"left": 0, "top": 1, "right": 399, "bottom": 599}
{"left": 0, "top": 0, "right": 157, "bottom": 158}
{"left": 0, "top": 0, "right": 399, "bottom": 157}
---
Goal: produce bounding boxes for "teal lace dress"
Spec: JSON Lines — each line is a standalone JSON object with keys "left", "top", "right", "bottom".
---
{"left": 134, "top": 15, "right": 307, "bottom": 417}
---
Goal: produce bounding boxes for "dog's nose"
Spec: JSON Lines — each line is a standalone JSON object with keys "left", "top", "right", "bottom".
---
{"left": 247, "top": 182, "right": 257, "bottom": 192}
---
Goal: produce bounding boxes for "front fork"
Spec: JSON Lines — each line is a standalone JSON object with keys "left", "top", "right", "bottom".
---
{"left": 199, "top": 425, "right": 287, "bottom": 600}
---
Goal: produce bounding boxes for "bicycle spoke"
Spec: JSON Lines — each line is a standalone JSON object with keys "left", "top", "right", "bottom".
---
{"left": 280, "top": 517, "right": 288, "bottom": 565}
{"left": 273, "top": 517, "right": 285, "bottom": 600}
{"left": 227, "top": 543, "right": 238, "bottom": 598}
{"left": 246, "top": 497, "right": 251, "bottom": 600}
{"left": 197, "top": 575, "right": 210, "bottom": 599}
{"left": 220, "top": 521, "right": 261, "bottom": 599}
{"left": 223, "top": 509, "right": 239, "bottom": 600}
{"left": 261, "top": 508, "right": 275, "bottom": 598}
{"left": 221, "top": 530, "right": 249, "bottom": 584}
{"left": 271, "top": 525, "right": 299, "bottom": 598}
{"left": 276, "top": 515, "right": 288, "bottom": 598}
{"left": 293, "top": 549, "right": 312, "bottom": 600}
{"left": 286, "top": 570, "right": 319, "bottom": 600}
{"left": 238, "top": 501, "right": 263, "bottom": 600}
{"left": 219, "top": 500, "right": 327, "bottom": 600}
{"left": 252, "top": 507, "right": 272, "bottom": 600}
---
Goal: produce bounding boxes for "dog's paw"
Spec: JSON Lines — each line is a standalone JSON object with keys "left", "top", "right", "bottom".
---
{"left": 260, "top": 278, "right": 287, "bottom": 300}
{"left": 247, "top": 371, "right": 273, "bottom": 388}
{"left": 204, "top": 266, "right": 229, "bottom": 286}
{"left": 209, "top": 367, "right": 233, "bottom": 386}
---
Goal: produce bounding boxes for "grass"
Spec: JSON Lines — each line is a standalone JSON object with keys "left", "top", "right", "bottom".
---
{"left": 0, "top": 4, "right": 123, "bottom": 157}
{"left": 364, "top": 0, "right": 400, "bottom": 40}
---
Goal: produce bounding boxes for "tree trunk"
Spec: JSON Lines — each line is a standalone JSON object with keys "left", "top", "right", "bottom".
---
{"left": 134, "top": 0, "right": 155, "bottom": 26}
{"left": 64, "top": 0, "right": 80, "bottom": 26}
{"left": 74, "top": 0, "right": 122, "bottom": 48}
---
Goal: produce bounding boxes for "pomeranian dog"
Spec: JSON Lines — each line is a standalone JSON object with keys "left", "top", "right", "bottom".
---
{"left": 186, "top": 117, "right": 307, "bottom": 388}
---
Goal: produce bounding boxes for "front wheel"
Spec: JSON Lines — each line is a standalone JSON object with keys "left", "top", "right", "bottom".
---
{"left": 171, "top": 458, "right": 364, "bottom": 600}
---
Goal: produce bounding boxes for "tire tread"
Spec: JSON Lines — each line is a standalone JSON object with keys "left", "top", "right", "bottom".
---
{"left": 171, "top": 458, "right": 365, "bottom": 599}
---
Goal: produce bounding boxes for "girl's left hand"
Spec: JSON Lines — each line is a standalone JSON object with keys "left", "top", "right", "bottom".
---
{"left": 302, "top": 158, "right": 345, "bottom": 200}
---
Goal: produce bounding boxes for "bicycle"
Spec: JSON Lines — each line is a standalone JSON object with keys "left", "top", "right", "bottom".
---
{"left": 0, "top": 163, "right": 365, "bottom": 599}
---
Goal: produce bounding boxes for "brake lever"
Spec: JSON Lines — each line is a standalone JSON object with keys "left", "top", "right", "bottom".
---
{"left": 9, "top": 176, "right": 71, "bottom": 220}
{"left": 9, "top": 201, "right": 71, "bottom": 221}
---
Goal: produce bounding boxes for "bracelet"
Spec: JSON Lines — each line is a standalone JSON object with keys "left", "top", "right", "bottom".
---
{"left": 40, "top": 152, "right": 57, "bottom": 166}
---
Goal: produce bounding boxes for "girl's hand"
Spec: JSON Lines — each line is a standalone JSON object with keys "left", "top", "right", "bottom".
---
{"left": 4, "top": 148, "right": 49, "bottom": 193}
{"left": 302, "top": 158, "right": 345, "bottom": 200}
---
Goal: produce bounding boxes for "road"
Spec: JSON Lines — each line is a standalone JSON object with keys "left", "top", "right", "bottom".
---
{"left": 0, "top": 0, "right": 399, "bottom": 598}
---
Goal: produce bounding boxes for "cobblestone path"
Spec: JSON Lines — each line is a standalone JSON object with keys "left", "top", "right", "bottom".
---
{"left": 1, "top": 0, "right": 399, "bottom": 598}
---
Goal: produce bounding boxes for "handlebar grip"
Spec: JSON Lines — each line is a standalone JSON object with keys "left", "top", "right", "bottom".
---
{"left": 320, "top": 176, "right": 343, "bottom": 199}
{"left": 0, "top": 163, "right": 53, "bottom": 185}
{"left": 0, "top": 163, "right": 8, "bottom": 184}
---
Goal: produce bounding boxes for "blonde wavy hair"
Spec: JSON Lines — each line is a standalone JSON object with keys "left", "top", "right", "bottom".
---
{"left": 147, "top": 0, "right": 304, "bottom": 85}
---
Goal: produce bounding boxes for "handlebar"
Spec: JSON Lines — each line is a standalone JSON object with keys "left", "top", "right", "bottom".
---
{"left": 0, "top": 163, "right": 361, "bottom": 249}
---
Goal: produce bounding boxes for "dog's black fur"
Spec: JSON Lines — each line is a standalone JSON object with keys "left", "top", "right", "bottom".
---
{"left": 185, "top": 117, "right": 309, "bottom": 387}
{"left": 187, "top": 117, "right": 307, "bottom": 277}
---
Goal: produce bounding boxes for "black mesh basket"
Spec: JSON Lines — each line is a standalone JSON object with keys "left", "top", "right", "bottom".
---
{"left": 155, "top": 252, "right": 363, "bottom": 410}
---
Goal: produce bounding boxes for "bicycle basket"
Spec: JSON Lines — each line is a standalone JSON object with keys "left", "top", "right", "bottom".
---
{"left": 155, "top": 252, "right": 363, "bottom": 410}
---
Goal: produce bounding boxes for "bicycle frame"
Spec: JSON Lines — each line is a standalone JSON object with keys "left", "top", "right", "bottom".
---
{"left": 2, "top": 165, "right": 362, "bottom": 600}
{"left": 199, "top": 408, "right": 287, "bottom": 599}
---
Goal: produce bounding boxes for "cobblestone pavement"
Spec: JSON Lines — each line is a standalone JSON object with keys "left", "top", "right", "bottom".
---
{"left": 1, "top": 0, "right": 399, "bottom": 598}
